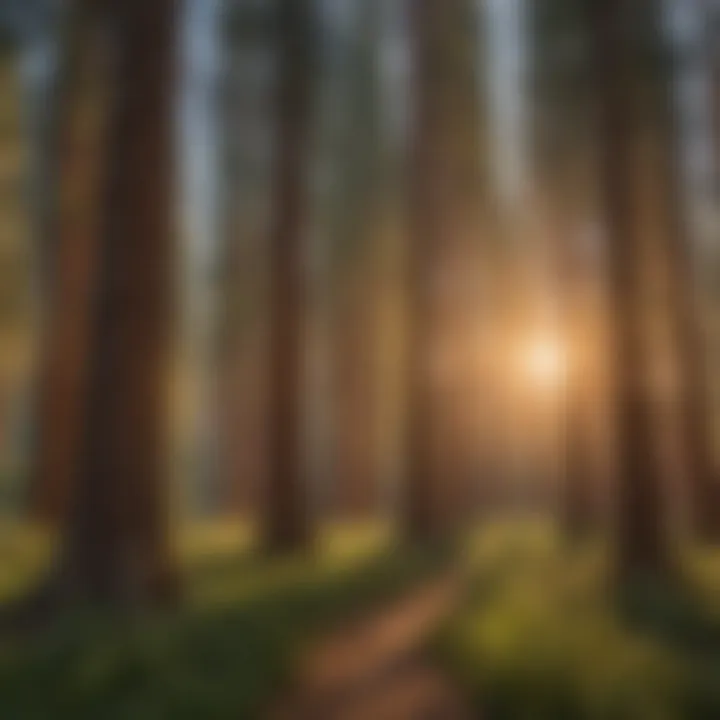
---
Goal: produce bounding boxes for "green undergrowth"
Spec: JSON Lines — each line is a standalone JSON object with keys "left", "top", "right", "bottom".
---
{"left": 436, "top": 522, "right": 720, "bottom": 720}
{"left": 0, "top": 521, "right": 451, "bottom": 719}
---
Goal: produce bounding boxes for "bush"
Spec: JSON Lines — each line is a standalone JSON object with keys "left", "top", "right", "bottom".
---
{"left": 0, "top": 522, "right": 450, "bottom": 718}
{"left": 436, "top": 523, "right": 720, "bottom": 720}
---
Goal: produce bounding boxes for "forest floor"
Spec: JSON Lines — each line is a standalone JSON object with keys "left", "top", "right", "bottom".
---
{"left": 436, "top": 521, "right": 720, "bottom": 719}
{"left": 269, "top": 572, "right": 472, "bottom": 719}
{"left": 5, "top": 519, "right": 720, "bottom": 718}
{"left": 0, "top": 522, "right": 454, "bottom": 718}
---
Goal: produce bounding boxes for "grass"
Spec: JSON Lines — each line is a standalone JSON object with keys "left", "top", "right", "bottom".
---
{"left": 0, "top": 521, "right": 450, "bottom": 719}
{"left": 9, "top": 518, "right": 719, "bottom": 719}
{"left": 0, "top": 518, "right": 50, "bottom": 605}
{"left": 435, "top": 522, "right": 720, "bottom": 720}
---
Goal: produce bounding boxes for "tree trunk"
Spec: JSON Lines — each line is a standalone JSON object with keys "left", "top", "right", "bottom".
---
{"left": 263, "top": 0, "right": 316, "bottom": 552}
{"left": 651, "top": 4, "right": 720, "bottom": 541}
{"left": 329, "top": 0, "right": 384, "bottom": 521}
{"left": 406, "top": 0, "right": 485, "bottom": 540}
{"left": 332, "top": 267, "right": 380, "bottom": 519}
{"left": 589, "top": 0, "right": 671, "bottom": 580}
{"left": 556, "top": 185, "right": 600, "bottom": 539}
{"left": 531, "top": 0, "right": 607, "bottom": 538}
{"left": 29, "top": 2, "right": 112, "bottom": 524}
{"left": 55, "top": 0, "right": 179, "bottom": 605}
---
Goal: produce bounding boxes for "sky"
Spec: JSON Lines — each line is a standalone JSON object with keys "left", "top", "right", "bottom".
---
{"left": 182, "top": 0, "right": 222, "bottom": 269}
{"left": 485, "top": 0, "right": 527, "bottom": 205}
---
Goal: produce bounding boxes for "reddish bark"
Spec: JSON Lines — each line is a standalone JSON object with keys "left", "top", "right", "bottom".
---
{"left": 405, "top": 0, "right": 486, "bottom": 539}
{"left": 30, "top": 3, "right": 111, "bottom": 524}
{"left": 589, "top": 0, "right": 671, "bottom": 579}
{"left": 54, "top": 0, "right": 179, "bottom": 604}
{"left": 263, "top": 0, "right": 316, "bottom": 552}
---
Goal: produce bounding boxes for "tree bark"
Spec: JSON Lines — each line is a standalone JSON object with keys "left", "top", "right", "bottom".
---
{"left": 589, "top": 0, "right": 672, "bottom": 580}
{"left": 332, "top": 266, "right": 381, "bottom": 519}
{"left": 55, "top": 0, "right": 179, "bottom": 605}
{"left": 29, "top": 1, "right": 112, "bottom": 524}
{"left": 263, "top": 0, "right": 316, "bottom": 552}
{"left": 405, "top": 0, "right": 485, "bottom": 540}
{"left": 650, "top": 3, "right": 720, "bottom": 542}
{"left": 329, "top": 0, "right": 384, "bottom": 521}
{"left": 555, "top": 182, "right": 600, "bottom": 539}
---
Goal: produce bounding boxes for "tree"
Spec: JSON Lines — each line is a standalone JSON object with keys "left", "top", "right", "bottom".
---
{"left": 405, "top": 0, "right": 486, "bottom": 539}
{"left": 532, "top": 0, "right": 601, "bottom": 538}
{"left": 651, "top": 0, "right": 720, "bottom": 541}
{"left": 589, "top": 0, "right": 672, "bottom": 579}
{"left": 327, "top": 0, "right": 385, "bottom": 520}
{"left": 214, "top": 0, "right": 275, "bottom": 518}
{"left": 49, "top": 0, "right": 179, "bottom": 604}
{"left": 263, "top": 0, "right": 317, "bottom": 552}
{"left": 29, "top": 0, "right": 111, "bottom": 524}
{"left": 547, "top": 169, "right": 601, "bottom": 539}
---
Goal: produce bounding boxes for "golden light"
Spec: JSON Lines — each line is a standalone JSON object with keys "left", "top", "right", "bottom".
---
{"left": 521, "top": 332, "right": 567, "bottom": 391}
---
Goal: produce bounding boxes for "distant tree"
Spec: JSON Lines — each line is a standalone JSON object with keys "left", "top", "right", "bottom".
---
{"left": 651, "top": 0, "right": 720, "bottom": 542}
{"left": 215, "top": 0, "right": 275, "bottom": 518}
{"left": 327, "top": 0, "right": 385, "bottom": 520}
{"left": 20, "top": 2, "right": 62, "bottom": 295}
{"left": 0, "top": 0, "right": 60, "bottom": 297}
{"left": 0, "top": 0, "right": 52, "bottom": 41}
{"left": 405, "top": 0, "right": 486, "bottom": 539}
{"left": 532, "top": 0, "right": 601, "bottom": 538}
{"left": 711, "top": 2, "right": 720, "bottom": 194}
{"left": 263, "top": 0, "right": 317, "bottom": 552}
{"left": 549, "top": 170, "right": 601, "bottom": 540}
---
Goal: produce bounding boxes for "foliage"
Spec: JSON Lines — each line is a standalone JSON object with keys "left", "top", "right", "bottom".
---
{"left": 436, "top": 523, "right": 720, "bottom": 720}
{"left": 0, "top": 522, "right": 449, "bottom": 719}
{"left": 0, "top": 520, "right": 49, "bottom": 605}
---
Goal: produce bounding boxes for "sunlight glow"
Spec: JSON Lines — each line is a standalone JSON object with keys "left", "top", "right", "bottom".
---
{"left": 522, "top": 334, "right": 566, "bottom": 391}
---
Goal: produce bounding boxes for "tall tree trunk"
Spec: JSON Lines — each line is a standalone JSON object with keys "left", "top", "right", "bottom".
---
{"left": 542, "top": 145, "right": 598, "bottom": 532}
{"left": 332, "top": 272, "right": 379, "bottom": 518}
{"left": 554, "top": 178, "right": 600, "bottom": 539}
{"left": 531, "top": 0, "right": 604, "bottom": 537}
{"left": 54, "top": 0, "right": 179, "bottom": 604}
{"left": 532, "top": 114, "right": 598, "bottom": 538}
{"left": 263, "top": 0, "right": 316, "bottom": 552}
{"left": 651, "top": 2, "right": 720, "bottom": 541}
{"left": 329, "top": 0, "right": 384, "bottom": 521}
{"left": 590, "top": 0, "right": 671, "bottom": 580}
{"left": 406, "top": 0, "right": 485, "bottom": 539}
{"left": 29, "top": 2, "right": 112, "bottom": 524}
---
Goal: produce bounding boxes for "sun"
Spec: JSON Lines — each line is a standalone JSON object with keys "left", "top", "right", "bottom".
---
{"left": 522, "top": 333, "right": 566, "bottom": 390}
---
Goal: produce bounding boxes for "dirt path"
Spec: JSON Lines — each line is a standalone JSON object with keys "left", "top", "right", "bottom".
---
{"left": 269, "top": 574, "right": 473, "bottom": 720}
